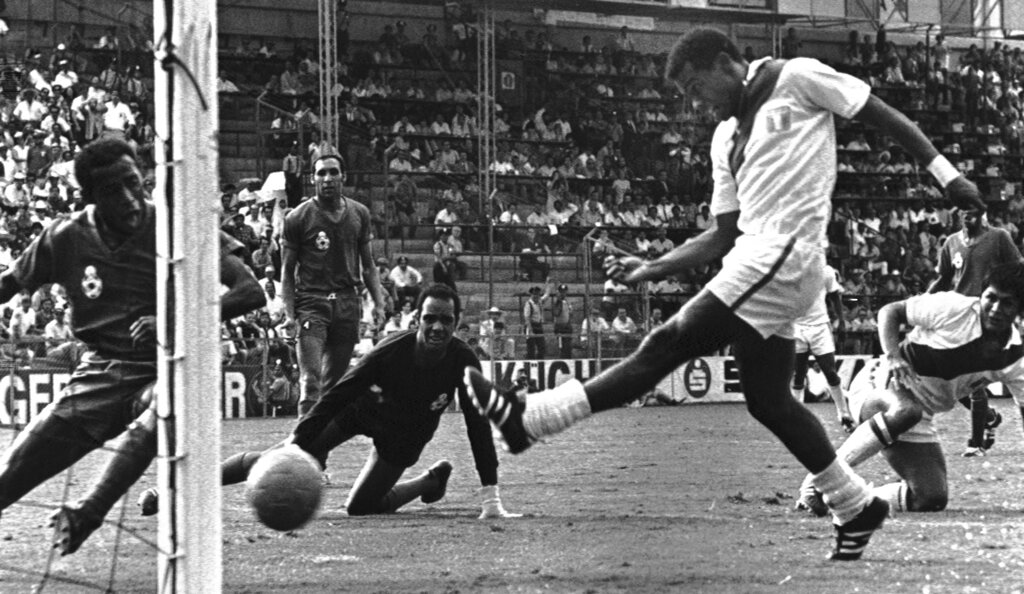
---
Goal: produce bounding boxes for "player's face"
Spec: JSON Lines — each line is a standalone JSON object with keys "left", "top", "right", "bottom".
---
{"left": 92, "top": 154, "right": 146, "bottom": 235}
{"left": 979, "top": 286, "right": 1021, "bottom": 333}
{"left": 961, "top": 209, "right": 983, "bottom": 234}
{"left": 314, "top": 157, "right": 344, "bottom": 201}
{"left": 417, "top": 296, "right": 457, "bottom": 355}
{"left": 673, "top": 54, "right": 743, "bottom": 121}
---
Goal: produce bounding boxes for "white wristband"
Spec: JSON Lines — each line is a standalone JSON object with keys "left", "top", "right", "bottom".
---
{"left": 927, "top": 155, "right": 960, "bottom": 188}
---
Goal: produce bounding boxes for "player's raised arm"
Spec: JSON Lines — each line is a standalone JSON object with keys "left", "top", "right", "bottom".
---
{"left": 853, "top": 95, "right": 985, "bottom": 214}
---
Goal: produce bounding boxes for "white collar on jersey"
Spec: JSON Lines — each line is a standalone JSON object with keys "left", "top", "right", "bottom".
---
{"left": 744, "top": 57, "right": 773, "bottom": 85}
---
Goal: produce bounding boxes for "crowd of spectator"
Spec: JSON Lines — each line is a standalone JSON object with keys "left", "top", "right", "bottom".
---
{"left": 5, "top": 10, "right": 1024, "bottom": 370}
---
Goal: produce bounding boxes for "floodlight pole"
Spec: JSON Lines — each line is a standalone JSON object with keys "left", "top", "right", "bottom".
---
{"left": 154, "top": 0, "right": 223, "bottom": 592}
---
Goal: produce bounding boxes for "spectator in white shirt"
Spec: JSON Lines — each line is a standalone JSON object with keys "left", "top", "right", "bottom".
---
{"left": 388, "top": 256, "right": 423, "bottom": 304}
{"left": 102, "top": 91, "right": 135, "bottom": 138}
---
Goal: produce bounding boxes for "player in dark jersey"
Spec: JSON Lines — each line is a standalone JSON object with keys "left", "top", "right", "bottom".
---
{"left": 0, "top": 138, "right": 265, "bottom": 556}
{"left": 283, "top": 154, "right": 385, "bottom": 416}
{"left": 142, "top": 284, "right": 517, "bottom": 519}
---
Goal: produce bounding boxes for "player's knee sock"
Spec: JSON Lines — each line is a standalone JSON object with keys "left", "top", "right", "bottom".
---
{"left": 836, "top": 412, "right": 893, "bottom": 467}
{"left": 222, "top": 452, "right": 261, "bottom": 485}
{"left": 78, "top": 421, "right": 156, "bottom": 518}
{"left": 812, "top": 458, "right": 871, "bottom": 525}
{"left": 524, "top": 379, "right": 592, "bottom": 439}
{"left": 969, "top": 394, "right": 988, "bottom": 447}
{"left": 380, "top": 471, "right": 430, "bottom": 513}
{"left": 873, "top": 482, "right": 907, "bottom": 517}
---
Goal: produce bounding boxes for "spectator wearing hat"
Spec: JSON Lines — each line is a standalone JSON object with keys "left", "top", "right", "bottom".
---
{"left": 26, "top": 133, "right": 52, "bottom": 179}
{"left": 4, "top": 172, "right": 29, "bottom": 212}
{"left": 551, "top": 283, "right": 574, "bottom": 358}
{"left": 389, "top": 255, "right": 423, "bottom": 305}
{"left": 478, "top": 306, "right": 503, "bottom": 355}
{"left": 445, "top": 226, "right": 468, "bottom": 280}
{"left": 225, "top": 207, "right": 260, "bottom": 255}
{"left": 523, "top": 281, "right": 551, "bottom": 359}
{"left": 489, "top": 321, "right": 516, "bottom": 360}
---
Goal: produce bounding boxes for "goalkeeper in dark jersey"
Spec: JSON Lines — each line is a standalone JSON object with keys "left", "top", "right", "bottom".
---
{"left": 0, "top": 138, "right": 266, "bottom": 555}
{"left": 142, "top": 283, "right": 518, "bottom": 519}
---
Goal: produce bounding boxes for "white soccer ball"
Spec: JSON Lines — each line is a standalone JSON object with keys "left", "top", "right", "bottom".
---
{"left": 245, "top": 445, "right": 323, "bottom": 531}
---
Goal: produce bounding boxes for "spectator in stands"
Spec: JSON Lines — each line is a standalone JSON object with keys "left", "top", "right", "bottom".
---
{"left": 13, "top": 89, "right": 47, "bottom": 126}
{"left": 389, "top": 255, "right": 423, "bottom": 305}
{"left": 580, "top": 307, "right": 611, "bottom": 356}
{"left": 446, "top": 226, "right": 468, "bottom": 280}
{"left": 782, "top": 28, "right": 802, "bottom": 59}
{"left": 102, "top": 91, "right": 135, "bottom": 139}
{"left": 519, "top": 228, "right": 550, "bottom": 282}
{"left": 609, "top": 306, "right": 639, "bottom": 357}
{"left": 489, "top": 321, "right": 516, "bottom": 360}
{"left": 523, "top": 284, "right": 550, "bottom": 359}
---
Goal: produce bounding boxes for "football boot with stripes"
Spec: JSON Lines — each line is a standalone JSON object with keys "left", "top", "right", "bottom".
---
{"left": 829, "top": 496, "right": 888, "bottom": 561}
{"left": 464, "top": 367, "right": 535, "bottom": 454}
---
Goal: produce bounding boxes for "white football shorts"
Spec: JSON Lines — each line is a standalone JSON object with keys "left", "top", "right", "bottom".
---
{"left": 794, "top": 322, "right": 837, "bottom": 355}
{"left": 847, "top": 358, "right": 938, "bottom": 444}
{"left": 706, "top": 234, "right": 825, "bottom": 340}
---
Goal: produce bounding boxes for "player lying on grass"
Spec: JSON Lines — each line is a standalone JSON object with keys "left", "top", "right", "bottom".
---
{"left": 0, "top": 138, "right": 266, "bottom": 556}
{"left": 796, "top": 262, "right": 1024, "bottom": 516}
{"left": 463, "top": 27, "right": 988, "bottom": 561}
{"left": 141, "top": 283, "right": 518, "bottom": 519}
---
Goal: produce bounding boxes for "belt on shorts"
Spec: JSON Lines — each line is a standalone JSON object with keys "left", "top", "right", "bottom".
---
{"left": 309, "top": 289, "right": 357, "bottom": 300}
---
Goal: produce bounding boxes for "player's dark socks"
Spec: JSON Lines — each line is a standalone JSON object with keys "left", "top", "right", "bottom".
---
{"left": 222, "top": 451, "right": 261, "bottom": 485}
{"left": 957, "top": 396, "right": 972, "bottom": 410}
{"left": 969, "top": 396, "right": 989, "bottom": 450}
{"left": 78, "top": 424, "right": 156, "bottom": 518}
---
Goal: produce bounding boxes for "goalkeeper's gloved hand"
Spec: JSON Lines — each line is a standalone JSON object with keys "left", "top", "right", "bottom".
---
{"left": 478, "top": 485, "right": 521, "bottom": 519}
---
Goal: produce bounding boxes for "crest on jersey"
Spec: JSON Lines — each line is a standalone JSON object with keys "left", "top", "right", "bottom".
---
{"left": 429, "top": 392, "right": 451, "bottom": 411}
{"left": 765, "top": 107, "right": 792, "bottom": 133}
{"left": 952, "top": 252, "right": 964, "bottom": 269}
{"left": 315, "top": 231, "right": 330, "bottom": 251}
{"left": 81, "top": 265, "right": 103, "bottom": 299}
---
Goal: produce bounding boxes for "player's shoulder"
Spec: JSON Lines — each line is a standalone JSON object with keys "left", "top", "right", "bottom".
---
{"left": 448, "top": 336, "right": 481, "bottom": 367}
{"left": 908, "top": 291, "right": 975, "bottom": 318}
{"left": 43, "top": 207, "right": 94, "bottom": 241}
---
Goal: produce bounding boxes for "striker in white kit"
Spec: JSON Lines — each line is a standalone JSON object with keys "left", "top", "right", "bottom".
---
{"left": 847, "top": 291, "right": 1024, "bottom": 444}
{"left": 794, "top": 264, "right": 843, "bottom": 354}
{"left": 706, "top": 57, "right": 870, "bottom": 339}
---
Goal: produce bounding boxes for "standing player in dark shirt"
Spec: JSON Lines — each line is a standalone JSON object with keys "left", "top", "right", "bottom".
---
{"left": 146, "top": 284, "right": 518, "bottom": 518}
{"left": 283, "top": 154, "right": 384, "bottom": 416}
{"left": 0, "top": 138, "right": 266, "bottom": 555}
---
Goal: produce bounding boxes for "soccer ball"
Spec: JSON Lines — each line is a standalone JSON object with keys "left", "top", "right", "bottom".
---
{"left": 245, "top": 445, "right": 323, "bottom": 531}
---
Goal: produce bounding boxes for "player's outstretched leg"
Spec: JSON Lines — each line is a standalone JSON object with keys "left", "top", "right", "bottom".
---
{"left": 419, "top": 460, "right": 453, "bottom": 504}
{"left": 346, "top": 450, "right": 442, "bottom": 515}
{"left": 464, "top": 367, "right": 544, "bottom": 454}
{"left": 139, "top": 450, "right": 264, "bottom": 517}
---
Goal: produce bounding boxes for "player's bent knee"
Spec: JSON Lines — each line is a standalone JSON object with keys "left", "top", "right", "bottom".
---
{"left": 908, "top": 489, "right": 948, "bottom": 512}
{"left": 888, "top": 400, "right": 924, "bottom": 434}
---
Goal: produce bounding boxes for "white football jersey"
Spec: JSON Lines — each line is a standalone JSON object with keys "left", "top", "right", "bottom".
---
{"left": 710, "top": 57, "right": 871, "bottom": 249}
{"left": 795, "top": 264, "right": 842, "bottom": 326}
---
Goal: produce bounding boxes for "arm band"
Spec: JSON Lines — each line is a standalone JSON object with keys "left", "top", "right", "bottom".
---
{"left": 926, "top": 155, "right": 960, "bottom": 188}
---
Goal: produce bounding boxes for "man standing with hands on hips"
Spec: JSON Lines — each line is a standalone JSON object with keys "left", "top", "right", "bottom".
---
{"left": 283, "top": 154, "right": 384, "bottom": 416}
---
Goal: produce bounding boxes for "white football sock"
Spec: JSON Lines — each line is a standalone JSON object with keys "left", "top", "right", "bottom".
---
{"left": 812, "top": 458, "right": 872, "bottom": 525}
{"left": 836, "top": 412, "right": 892, "bottom": 467}
{"left": 873, "top": 481, "right": 907, "bottom": 517}
{"left": 522, "top": 379, "right": 592, "bottom": 439}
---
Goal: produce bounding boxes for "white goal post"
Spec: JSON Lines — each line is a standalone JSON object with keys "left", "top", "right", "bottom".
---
{"left": 152, "top": 0, "right": 223, "bottom": 592}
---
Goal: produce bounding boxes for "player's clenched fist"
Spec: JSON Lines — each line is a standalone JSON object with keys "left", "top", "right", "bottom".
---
{"left": 945, "top": 177, "right": 985, "bottom": 213}
{"left": 603, "top": 255, "right": 644, "bottom": 283}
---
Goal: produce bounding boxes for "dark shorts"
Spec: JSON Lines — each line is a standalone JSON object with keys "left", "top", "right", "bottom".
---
{"left": 295, "top": 293, "right": 361, "bottom": 343}
{"left": 294, "top": 399, "right": 430, "bottom": 469}
{"left": 50, "top": 352, "right": 157, "bottom": 443}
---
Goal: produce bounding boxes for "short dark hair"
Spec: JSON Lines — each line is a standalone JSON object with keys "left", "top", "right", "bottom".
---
{"left": 665, "top": 27, "right": 741, "bottom": 83}
{"left": 313, "top": 153, "right": 347, "bottom": 174}
{"left": 75, "top": 138, "right": 138, "bottom": 204}
{"left": 415, "top": 283, "right": 461, "bottom": 320}
{"left": 986, "top": 262, "right": 1024, "bottom": 306}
